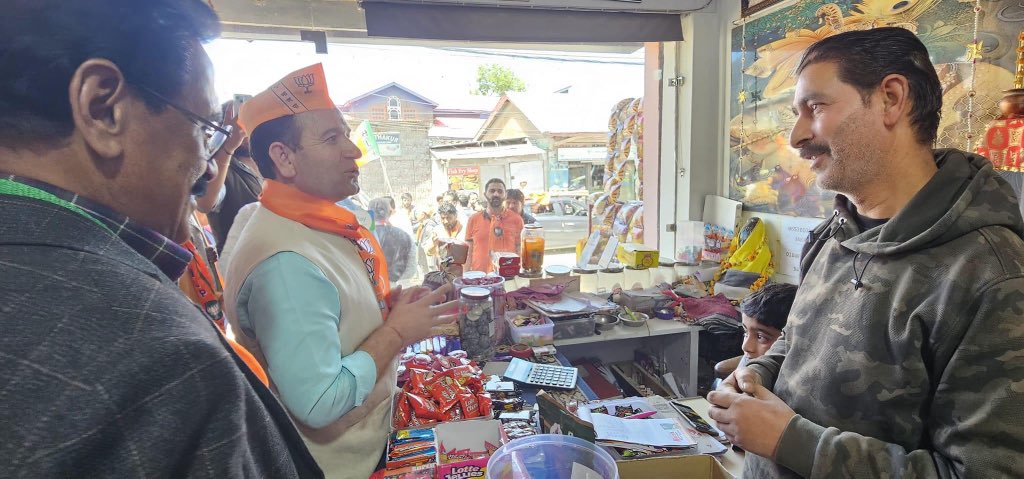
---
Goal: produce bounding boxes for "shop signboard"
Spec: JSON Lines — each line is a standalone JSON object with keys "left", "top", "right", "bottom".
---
{"left": 447, "top": 166, "right": 480, "bottom": 192}
{"left": 558, "top": 147, "right": 607, "bottom": 163}
{"left": 375, "top": 131, "right": 401, "bottom": 156}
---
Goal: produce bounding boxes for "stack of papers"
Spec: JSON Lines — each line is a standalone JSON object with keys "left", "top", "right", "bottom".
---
{"left": 590, "top": 414, "right": 695, "bottom": 448}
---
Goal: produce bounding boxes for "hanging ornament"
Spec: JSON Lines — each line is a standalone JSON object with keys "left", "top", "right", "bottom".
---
{"left": 737, "top": 18, "right": 749, "bottom": 164}
{"left": 965, "top": 0, "right": 983, "bottom": 150}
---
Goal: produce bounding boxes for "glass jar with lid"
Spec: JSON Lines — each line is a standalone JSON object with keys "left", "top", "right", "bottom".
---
{"left": 522, "top": 224, "right": 546, "bottom": 276}
{"left": 458, "top": 287, "right": 495, "bottom": 362}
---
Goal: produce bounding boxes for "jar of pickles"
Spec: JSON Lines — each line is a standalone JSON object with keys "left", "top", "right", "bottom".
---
{"left": 522, "top": 224, "right": 545, "bottom": 276}
{"left": 458, "top": 287, "right": 495, "bottom": 362}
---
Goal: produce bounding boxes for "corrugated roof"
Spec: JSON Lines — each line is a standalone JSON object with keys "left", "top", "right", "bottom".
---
{"left": 504, "top": 92, "right": 624, "bottom": 134}
{"left": 429, "top": 117, "right": 488, "bottom": 138}
{"left": 430, "top": 142, "right": 544, "bottom": 161}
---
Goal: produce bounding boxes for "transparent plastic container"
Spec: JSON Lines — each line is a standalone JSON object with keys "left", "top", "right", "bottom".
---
{"left": 459, "top": 287, "right": 496, "bottom": 362}
{"left": 623, "top": 266, "right": 648, "bottom": 290}
{"left": 573, "top": 265, "right": 600, "bottom": 293}
{"left": 486, "top": 434, "right": 619, "bottom": 479}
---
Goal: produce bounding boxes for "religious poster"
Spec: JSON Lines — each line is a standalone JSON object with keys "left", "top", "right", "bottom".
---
{"left": 447, "top": 166, "right": 480, "bottom": 192}
{"left": 730, "top": 0, "right": 1020, "bottom": 218}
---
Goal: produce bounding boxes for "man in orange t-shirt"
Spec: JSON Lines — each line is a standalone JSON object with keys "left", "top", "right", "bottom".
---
{"left": 465, "top": 178, "right": 525, "bottom": 273}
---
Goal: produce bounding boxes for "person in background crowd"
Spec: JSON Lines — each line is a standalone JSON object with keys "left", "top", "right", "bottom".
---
{"left": 442, "top": 190, "right": 458, "bottom": 206}
{"left": 223, "top": 63, "right": 456, "bottom": 479}
{"left": 505, "top": 188, "right": 536, "bottom": 225}
{"left": 384, "top": 194, "right": 413, "bottom": 238}
{"left": 370, "top": 196, "right": 415, "bottom": 284}
{"left": 473, "top": 199, "right": 487, "bottom": 212}
{"left": 709, "top": 28, "right": 1024, "bottom": 478}
{"left": 456, "top": 193, "right": 472, "bottom": 224}
{"left": 466, "top": 178, "right": 524, "bottom": 273}
{"left": 0, "top": 2, "right": 320, "bottom": 477}
{"left": 197, "top": 100, "right": 251, "bottom": 252}
{"left": 400, "top": 192, "right": 416, "bottom": 226}
{"left": 413, "top": 203, "right": 438, "bottom": 277}
{"left": 432, "top": 202, "right": 465, "bottom": 269}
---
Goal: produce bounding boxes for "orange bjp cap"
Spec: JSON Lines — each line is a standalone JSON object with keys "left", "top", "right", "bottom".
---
{"left": 238, "top": 63, "right": 337, "bottom": 134}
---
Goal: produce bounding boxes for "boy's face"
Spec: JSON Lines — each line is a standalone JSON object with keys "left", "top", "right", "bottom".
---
{"left": 741, "top": 313, "right": 783, "bottom": 360}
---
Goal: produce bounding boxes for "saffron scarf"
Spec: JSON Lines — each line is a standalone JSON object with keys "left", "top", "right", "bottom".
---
{"left": 181, "top": 239, "right": 225, "bottom": 330}
{"left": 259, "top": 179, "right": 391, "bottom": 312}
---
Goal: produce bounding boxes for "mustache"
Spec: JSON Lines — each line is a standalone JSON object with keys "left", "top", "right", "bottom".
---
{"left": 799, "top": 143, "right": 831, "bottom": 159}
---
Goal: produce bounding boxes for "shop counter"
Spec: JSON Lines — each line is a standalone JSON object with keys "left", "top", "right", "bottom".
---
{"left": 675, "top": 396, "right": 745, "bottom": 477}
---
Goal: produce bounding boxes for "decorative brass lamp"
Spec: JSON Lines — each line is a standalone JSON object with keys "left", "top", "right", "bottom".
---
{"left": 999, "top": 32, "right": 1024, "bottom": 118}
{"left": 978, "top": 32, "right": 1024, "bottom": 171}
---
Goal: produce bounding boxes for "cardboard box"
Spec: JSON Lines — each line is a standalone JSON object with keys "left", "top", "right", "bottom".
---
{"left": 617, "top": 244, "right": 659, "bottom": 269}
{"left": 434, "top": 419, "right": 504, "bottom": 479}
{"left": 379, "top": 464, "right": 435, "bottom": 479}
{"left": 617, "top": 454, "right": 735, "bottom": 479}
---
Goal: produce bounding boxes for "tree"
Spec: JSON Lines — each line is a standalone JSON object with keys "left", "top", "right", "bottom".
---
{"left": 474, "top": 64, "right": 526, "bottom": 96}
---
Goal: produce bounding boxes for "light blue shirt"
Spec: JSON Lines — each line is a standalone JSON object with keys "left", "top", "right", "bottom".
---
{"left": 235, "top": 252, "right": 378, "bottom": 428}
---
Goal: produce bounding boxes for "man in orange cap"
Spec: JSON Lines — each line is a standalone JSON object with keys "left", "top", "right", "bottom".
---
{"left": 223, "top": 63, "right": 457, "bottom": 478}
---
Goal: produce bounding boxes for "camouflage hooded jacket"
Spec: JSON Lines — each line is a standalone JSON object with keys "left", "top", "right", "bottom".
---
{"left": 744, "top": 149, "right": 1024, "bottom": 478}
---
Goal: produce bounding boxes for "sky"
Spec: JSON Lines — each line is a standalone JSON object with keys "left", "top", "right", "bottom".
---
{"left": 204, "top": 39, "right": 646, "bottom": 110}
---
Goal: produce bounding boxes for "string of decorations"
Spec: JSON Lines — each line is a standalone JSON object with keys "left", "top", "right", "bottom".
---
{"left": 737, "top": 17, "right": 748, "bottom": 165}
{"left": 964, "top": 0, "right": 984, "bottom": 150}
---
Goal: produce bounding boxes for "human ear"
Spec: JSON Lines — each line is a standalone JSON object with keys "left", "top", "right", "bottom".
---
{"left": 269, "top": 142, "right": 297, "bottom": 179}
{"left": 68, "top": 59, "right": 130, "bottom": 159}
{"left": 878, "top": 73, "right": 911, "bottom": 129}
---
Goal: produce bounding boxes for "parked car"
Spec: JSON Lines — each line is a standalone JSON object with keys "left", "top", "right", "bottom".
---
{"left": 526, "top": 197, "right": 589, "bottom": 250}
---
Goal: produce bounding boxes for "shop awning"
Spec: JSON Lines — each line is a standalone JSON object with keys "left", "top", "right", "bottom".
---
{"left": 362, "top": 2, "right": 684, "bottom": 43}
{"left": 431, "top": 143, "right": 545, "bottom": 161}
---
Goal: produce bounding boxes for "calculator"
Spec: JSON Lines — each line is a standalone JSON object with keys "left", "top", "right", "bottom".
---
{"left": 503, "top": 358, "right": 578, "bottom": 390}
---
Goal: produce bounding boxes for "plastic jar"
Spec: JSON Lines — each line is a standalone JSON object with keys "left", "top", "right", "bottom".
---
{"left": 522, "top": 224, "right": 546, "bottom": 275}
{"left": 486, "top": 434, "right": 619, "bottom": 479}
{"left": 458, "top": 287, "right": 495, "bottom": 362}
{"left": 597, "top": 265, "right": 625, "bottom": 293}
{"left": 573, "top": 265, "right": 600, "bottom": 293}
{"left": 623, "top": 266, "right": 648, "bottom": 290}
{"left": 656, "top": 259, "right": 677, "bottom": 286}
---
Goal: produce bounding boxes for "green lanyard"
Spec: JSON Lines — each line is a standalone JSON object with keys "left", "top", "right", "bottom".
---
{"left": 0, "top": 178, "right": 113, "bottom": 234}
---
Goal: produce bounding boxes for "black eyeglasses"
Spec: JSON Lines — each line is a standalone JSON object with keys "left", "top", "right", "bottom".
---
{"left": 135, "top": 84, "right": 232, "bottom": 159}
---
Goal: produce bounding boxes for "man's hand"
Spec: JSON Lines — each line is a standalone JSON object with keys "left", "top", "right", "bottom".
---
{"left": 384, "top": 284, "right": 457, "bottom": 347}
{"left": 706, "top": 384, "right": 796, "bottom": 459}
{"left": 718, "top": 366, "right": 763, "bottom": 394}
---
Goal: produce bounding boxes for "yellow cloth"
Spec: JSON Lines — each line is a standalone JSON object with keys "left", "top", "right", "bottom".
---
{"left": 725, "top": 218, "right": 773, "bottom": 277}
{"left": 238, "top": 63, "right": 336, "bottom": 134}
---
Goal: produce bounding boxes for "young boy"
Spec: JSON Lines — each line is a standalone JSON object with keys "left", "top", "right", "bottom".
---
{"left": 714, "top": 283, "right": 798, "bottom": 380}
{"left": 738, "top": 282, "right": 798, "bottom": 366}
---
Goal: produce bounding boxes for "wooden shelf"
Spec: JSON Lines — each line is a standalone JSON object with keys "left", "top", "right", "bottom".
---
{"left": 553, "top": 320, "right": 702, "bottom": 347}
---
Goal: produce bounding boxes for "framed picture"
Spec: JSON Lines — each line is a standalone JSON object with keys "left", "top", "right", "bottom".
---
{"left": 740, "top": 0, "right": 788, "bottom": 18}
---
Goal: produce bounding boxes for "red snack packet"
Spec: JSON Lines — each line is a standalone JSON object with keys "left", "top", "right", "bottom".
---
{"left": 407, "top": 368, "right": 431, "bottom": 395}
{"left": 443, "top": 404, "right": 464, "bottom": 422}
{"left": 429, "top": 374, "right": 463, "bottom": 412}
{"left": 433, "top": 355, "right": 454, "bottom": 371}
{"left": 406, "top": 392, "right": 443, "bottom": 421}
{"left": 476, "top": 393, "right": 493, "bottom": 417}
{"left": 394, "top": 392, "right": 412, "bottom": 428}
{"left": 459, "top": 393, "right": 480, "bottom": 419}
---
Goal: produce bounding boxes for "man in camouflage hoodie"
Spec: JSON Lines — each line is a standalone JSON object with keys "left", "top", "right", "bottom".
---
{"left": 708, "top": 27, "right": 1024, "bottom": 477}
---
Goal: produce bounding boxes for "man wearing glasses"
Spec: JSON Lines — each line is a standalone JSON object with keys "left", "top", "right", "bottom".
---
{"left": 0, "top": 1, "right": 321, "bottom": 477}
